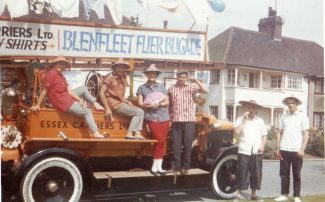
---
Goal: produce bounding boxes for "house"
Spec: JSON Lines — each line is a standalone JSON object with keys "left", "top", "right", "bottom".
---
{"left": 207, "top": 7, "right": 324, "bottom": 129}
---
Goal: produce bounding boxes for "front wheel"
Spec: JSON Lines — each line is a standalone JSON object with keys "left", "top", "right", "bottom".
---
{"left": 20, "top": 157, "right": 83, "bottom": 202}
{"left": 210, "top": 154, "right": 238, "bottom": 199}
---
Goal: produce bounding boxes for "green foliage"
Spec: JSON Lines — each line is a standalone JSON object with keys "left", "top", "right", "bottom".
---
{"left": 306, "top": 130, "right": 324, "bottom": 157}
{"left": 264, "top": 128, "right": 277, "bottom": 160}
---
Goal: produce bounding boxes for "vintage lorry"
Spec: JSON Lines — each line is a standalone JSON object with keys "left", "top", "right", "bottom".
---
{"left": 1, "top": 18, "right": 239, "bottom": 202}
{"left": 1, "top": 58, "right": 238, "bottom": 202}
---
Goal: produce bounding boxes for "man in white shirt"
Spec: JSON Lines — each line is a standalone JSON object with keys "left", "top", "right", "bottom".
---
{"left": 275, "top": 96, "right": 309, "bottom": 202}
{"left": 234, "top": 100, "right": 267, "bottom": 201}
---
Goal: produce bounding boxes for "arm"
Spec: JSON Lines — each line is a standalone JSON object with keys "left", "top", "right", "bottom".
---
{"left": 234, "top": 117, "right": 247, "bottom": 136}
{"left": 192, "top": 78, "right": 209, "bottom": 94}
{"left": 30, "top": 88, "right": 47, "bottom": 111}
{"left": 297, "top": 130, "right": 309, "bottom": 157}
{"left": 276, "top": 129, "right": 284, "bottom": 160}
{"left": 159, "top": 96, "right": 169, "bottom": 107}
{"left": 99, "top": 84, "right": 113, "bottom": 119}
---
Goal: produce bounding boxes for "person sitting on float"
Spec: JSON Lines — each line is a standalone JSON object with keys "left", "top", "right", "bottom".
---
{"left": 99, "top": 58, "right": 145, "bottom": 140}
{"left": 30, "top": 56, "right": 105, "bottom": 139}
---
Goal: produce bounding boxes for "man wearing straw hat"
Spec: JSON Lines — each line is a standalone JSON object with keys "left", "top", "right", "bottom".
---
{"left": 31, "top": 56, "right": 105, "bottom": 139}
{"left": 274, "top": 96, "right": 309, "bottom": 202}
{"left": 234, "top": 100, "right": 267, "bottom": 201}
{"left": 99, "top": 58, "right": 145, "bottom": 140}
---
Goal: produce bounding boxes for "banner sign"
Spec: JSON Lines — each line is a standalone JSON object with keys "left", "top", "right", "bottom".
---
{"left": 0, "top": 20, "right": 205, "bottom": 61}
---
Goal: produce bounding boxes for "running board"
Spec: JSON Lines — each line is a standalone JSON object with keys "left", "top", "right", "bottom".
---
{"left": 93, "top": 168, "right": 209, "bottom": 188}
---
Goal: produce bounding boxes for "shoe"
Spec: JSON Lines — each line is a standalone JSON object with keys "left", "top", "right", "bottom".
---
{"left": 92, "top": 132, "right": 106, "bottom": 139}
{"left": 234, "top": 193, "right": 246, "bottom": 200}
{"left": 134, "top": 134, "right": 145, "bottom": 140}
{"left": 150, "top": 170, "right": 158, "bottom": 176}
{"left": 251, "top": 195, "right": 264, "bottom": 201}
{"left": 294, "top": 197, "right": 301, "bottom": 202}
{"left": 157, "top": 171, "right": 167, "bottom": 176}
{"left": 274, "top": 195, "right": 288, "bottom": 201}
{"left": 93, "top": 102, "right": 104, "bottom": 111}
{"left": 180, "top": 168, "right": 189, "bottom": 175}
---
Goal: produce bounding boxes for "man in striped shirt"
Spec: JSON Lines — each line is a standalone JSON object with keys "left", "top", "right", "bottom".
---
{"left": 168, "top": 72, "right": 209, "bottom": 174}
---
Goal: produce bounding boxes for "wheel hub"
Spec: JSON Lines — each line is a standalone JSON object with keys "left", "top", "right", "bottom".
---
{"left": 46, "top": 180, "right": 59, "bottom": 193}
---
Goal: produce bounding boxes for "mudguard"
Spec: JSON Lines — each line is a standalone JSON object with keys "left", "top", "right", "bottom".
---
{"left": 209, "top": 146, "right": 238, "bottom": 170}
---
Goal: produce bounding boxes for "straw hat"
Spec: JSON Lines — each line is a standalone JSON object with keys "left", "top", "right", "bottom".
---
{"left": 282, "top": 95, "right": 302, "bottom": 105}
{"left": 49, "top": 56, "right": 71, "bottom": 68}
{"left": 143, "top": 64, "right": 161, "bottom": 74}
{"left": 239, "top": 100, "right": 263, "bottom": 109}
{"left": 111, "top": 58, "right": 131, "bottom": 70}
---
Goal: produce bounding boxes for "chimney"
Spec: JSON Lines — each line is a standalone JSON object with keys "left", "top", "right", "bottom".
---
{"left": 163, "top": 20, "right": 168, "bottom": 29}
{"left": 258, "top": 7, "right": 283, "bottom": 40}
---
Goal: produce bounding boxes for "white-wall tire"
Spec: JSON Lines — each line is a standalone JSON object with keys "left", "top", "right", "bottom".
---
{"left": 211, "top": 154, "right": 238, "bottom": 199}
{"left": 20, "top": 157, "right": 83, "bottom": 202}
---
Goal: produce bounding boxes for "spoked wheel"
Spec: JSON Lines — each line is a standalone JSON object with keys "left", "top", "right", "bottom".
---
{"left": 20, "top": 157, "right": 83, "bottom": 202}
{"left": 85, "top": 71, "right": 103, "bottom": 99}
{"left": 211, "top": 154, "right": 238, "bottom": 199}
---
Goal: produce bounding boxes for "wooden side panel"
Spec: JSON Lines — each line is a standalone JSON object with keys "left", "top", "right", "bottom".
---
{"left": 27, "top": 108, "right": 149, "bottom": 139}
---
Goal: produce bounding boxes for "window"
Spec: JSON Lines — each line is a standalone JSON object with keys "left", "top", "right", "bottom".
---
{"left": 209, "top": 105, "right": 218, "bottom": 118}
{"left": 210, "top": 70, "right": 220, "bottom": 84}
{"left": 287, "top": 75, "right": 302, "bottom": 89}
{"left": 227, "top": 69, "right": 235, "bottom": 84}
{"left": 313, "top": 112, "right": 324, "bottom": 130}
{"left": 273, "top": 108, "right": 283, "bottom": 129}
{"left": 271, "top": 75, "right": 282, "bottom": 88}
{"left": 315, "top": 79, "right": 324, "bottom": 93}
{"left": 249, "top": 72, "right": 258, "bottom": 88}
{"left": 226, "top": 106, "right": 233, "bottom": 121}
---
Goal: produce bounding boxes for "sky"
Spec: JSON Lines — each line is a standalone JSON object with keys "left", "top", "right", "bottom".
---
{"left": 122, "top": 0, "right": 323, "bottom": 46}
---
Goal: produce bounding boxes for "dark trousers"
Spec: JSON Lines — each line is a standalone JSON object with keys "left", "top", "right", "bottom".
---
{"left": 238, "top": 153, "right": 263, "bottom": 190}
{"left": 280, "top": 150, "right": 303, "bottom": 197}
{"left": 171, "top": 122, "right": 195, "bottom": 170}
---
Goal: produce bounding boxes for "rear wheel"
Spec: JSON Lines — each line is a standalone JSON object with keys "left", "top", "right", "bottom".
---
{"left": 211, "top": 154, "right": 238, "bottom": 199}
{"left": 20, "top": 157, "right": 83, "bottom": 202}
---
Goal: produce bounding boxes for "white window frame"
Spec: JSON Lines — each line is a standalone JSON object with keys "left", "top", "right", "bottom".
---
{"left": 249, "top": 72, "right": 259, "bottom": 88}
{"left": 227, "top": 69, "right": 235, "bottom": 85}
{"left": 210, "top": 70, "right": 220, "bottom": 84}
{"left": 271, "top": 75, "right": 282, "bottom": 88}
{"left": 209, "top": 105, "right": 218, "bottom": 118}
{"left": 226, "top": 106, "right": 234, "bottom": 121}
{"left": 315, "top": 79, "right": 324, "bottom": 93}
{"left": 287, "top": 75, "right": 302, "bottom": 89}
{"left": 313, "top": 112, "right": 324, "bottom": 130}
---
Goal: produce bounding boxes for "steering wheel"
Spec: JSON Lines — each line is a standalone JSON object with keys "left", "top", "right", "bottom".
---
{"left": 85, "top": 71, "right": 103, "bottom": 100}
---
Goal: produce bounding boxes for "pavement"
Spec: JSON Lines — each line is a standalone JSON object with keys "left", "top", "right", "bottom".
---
{"left": 232, "top": 159, "right": 325, "bottom": 199}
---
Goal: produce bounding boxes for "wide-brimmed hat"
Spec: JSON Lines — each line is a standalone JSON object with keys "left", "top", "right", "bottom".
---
{"left": 282, "top": 95, "right": 302, "bottom": 105}
{"left": 239, "top": 100, "right": 263, "bottom": 109}
{"left": 111, "top": 58, "right": 131, "bottom": 70}
{"left": 143, "top": 64, "right": 161, "bottom": 74}
{"left": 49, "top": 56, "right": 71, "bottom": 68}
